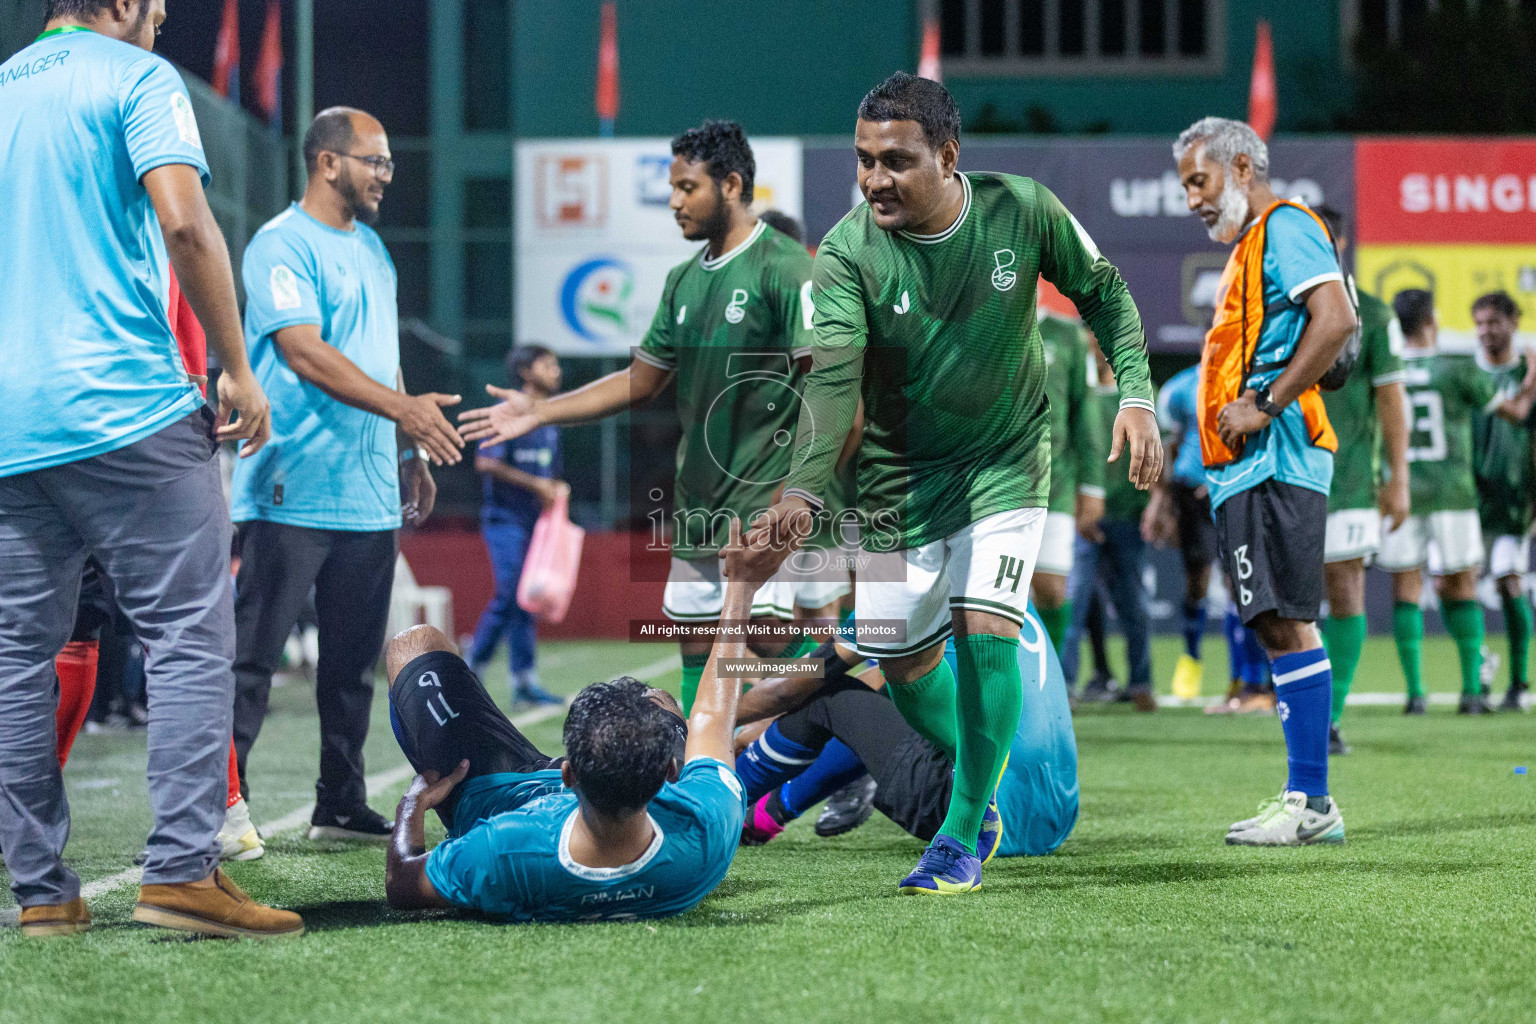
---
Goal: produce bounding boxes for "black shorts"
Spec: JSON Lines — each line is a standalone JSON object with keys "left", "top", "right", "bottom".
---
{"left": 871, "top": 732, "right": 955, "bottom": 844}
{"left": 1214, "top": 480, "right": 1327, "bottom": 626}
{"left": 389, "top": 651, "right": 561, "bottom": 824}
{"left": 1170, "top": 482, "right": 1218, "bottom": 571}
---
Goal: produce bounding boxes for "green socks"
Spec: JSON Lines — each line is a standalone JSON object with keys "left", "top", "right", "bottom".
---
{"left": 1502, "top": 592, "right": 1532, "bottom": 690}
{"left": 1442, "top": 599, "right": 1485, "bottom": 697}
{"left": 1393, "top": 601, "right": 1424, "bottom": 699}
{"left": 938, "top": 634, "right": 1023, "bottom": 856}
{"left": 679, "top": 651, "right": 710, "bottom": 716}
{"left": 1036, "top": 601, "right": 1071, "bottom": 654}
{"left": 1321, "top": 613, "right": 1367, "bottom": 723}
{"left": 887, "top": 658, "right": 959, "bottom": 758}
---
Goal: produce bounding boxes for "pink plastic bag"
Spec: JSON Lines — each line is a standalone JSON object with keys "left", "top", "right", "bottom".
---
{"left": 517, "top": 492, "right": 585, "bottom": 624}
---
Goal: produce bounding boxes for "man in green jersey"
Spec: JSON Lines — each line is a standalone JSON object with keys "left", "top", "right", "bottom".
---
{"left": 744, "top": 73, "right": 1161, "bottom": 895}
{"left": 1470, "top": 291, "right": 1536, "bottom": 711}
{"left": 1379, "top": 290, "right": 1536, "bottom": 714}
{"left": 460, "top": 122, "right": 814, "bottom": 713}
{"left": 1062, "top": 339, "right": 1152, "bottom": 709}
{"left": 1313, "top": 207, "right": 1409, "bottom": 754}
{"left": 1033, "top": 311, "right": 1106, "bottom": 653}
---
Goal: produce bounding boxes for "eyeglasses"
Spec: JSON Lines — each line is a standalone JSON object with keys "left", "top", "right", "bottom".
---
{"left": 336, "top": 153, "right": 395, "bottom": 175}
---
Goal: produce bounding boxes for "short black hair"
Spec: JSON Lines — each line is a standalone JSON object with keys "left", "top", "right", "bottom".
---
{"left": 1393, "top": 289, "right": 1436, "bottom": 337}
{"left": 858, "top": 71, "right": 961, "bottom": 150}
{"left": 758, "top": 209, "right": 803, "bottom": 244}
{"left": 1473, "top": 290, "right": 1522, "bottom": 320}
{"left": 563, "top": 677, "right": 679, "bottom": 816}
{"left": 44, "top": 0, "right": 116, "bottom": 19}
{"left": 506, "top": 344, "right": 554, "bottom": 386}
{"left": 1313, "top": 204, "right": 1346, "bottom": 241}
{"left": 303, "top": 107, "right": 361, "bottom": 175}
{"left": 671, "top": 120, "right": 755, "bottom": 204}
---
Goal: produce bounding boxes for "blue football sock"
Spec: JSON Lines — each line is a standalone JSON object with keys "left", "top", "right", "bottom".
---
{"left": 778, "top": 739, "right": 867, "bottom": 817}
{"left": 1272, "top": 648, "right": 1332, "bottom": 797}
{"left": 1182, "top": 599, "right": 1208, "bottom": 660}
{"left": 1224, "top": 608, "right": 1244, "bottom": 683}
{"left": 735, "top": 722, "right": 818, "bottom": 803}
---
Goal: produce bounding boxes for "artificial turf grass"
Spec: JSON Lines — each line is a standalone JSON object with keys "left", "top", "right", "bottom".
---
{"left": 6, "top": 637, "right": 1536, "bottom": 1024}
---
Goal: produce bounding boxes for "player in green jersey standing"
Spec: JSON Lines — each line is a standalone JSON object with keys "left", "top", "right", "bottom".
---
{"left": 744, "top": 73, "right": 1161, "bottom": 894}
{"left": 1379, "top": 290, "right": 1536, "bottom": 714}
{"left": 1313, "top": 207, "right": 1409, "bottom": 754}
{"left": 461, "top": 122, "right": 814, "bottom": 713}
{"left": 1033, "top": 312, "right": 1106, "bottom": 653}
{"left": 1470, "top": 291, "right": 1536, "bottom": 711}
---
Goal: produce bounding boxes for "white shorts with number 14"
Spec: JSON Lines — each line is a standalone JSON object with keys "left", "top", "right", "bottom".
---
{"left": 851, "top": 506, "right": 1046, "bottom": 659}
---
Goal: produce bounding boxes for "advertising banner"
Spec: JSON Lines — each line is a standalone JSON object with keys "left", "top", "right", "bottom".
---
{"left": 804, "top": 137, "right": 1355, "bottom": 352}
{"left": 1354, "top": 138, "right": 1536, "bottom": 351}
{"left": 515, "top": 137, "right": 803, "bottom": 355}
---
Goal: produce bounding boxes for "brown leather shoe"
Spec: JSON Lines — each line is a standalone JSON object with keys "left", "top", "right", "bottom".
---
{"left": 19, "top": 897, "right": 91, "bottom": 937}
{"left": 133, "top": 868, "right": 304, "bottom": 940}
{"left": 1132, "top": 690, "right": 1158, "bottom": 713}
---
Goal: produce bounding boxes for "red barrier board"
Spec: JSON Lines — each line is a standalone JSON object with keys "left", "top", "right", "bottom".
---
{"left": 401, "top": 529, "right": 669, "bottom": 642}
{"left": 1356, "top": 138, "right": 1536, "bottom": 244}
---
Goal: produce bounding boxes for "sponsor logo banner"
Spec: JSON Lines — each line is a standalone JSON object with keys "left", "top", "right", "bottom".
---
{"left": 516, "top": 138, "right": 803, "bottom": 355}
{"left": 1355, "top": 244, "right": 1536, "bottom": 352}
{"left": 1356, "top": 139, "right": 1536, "bottom": 244}
{"left": 802, "top": 138, "right": 1354, "bottom": 353}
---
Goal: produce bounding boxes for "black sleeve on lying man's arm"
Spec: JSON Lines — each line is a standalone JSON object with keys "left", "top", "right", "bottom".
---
{"left": 389, "top": 651, "right": 562, "bottom": 826}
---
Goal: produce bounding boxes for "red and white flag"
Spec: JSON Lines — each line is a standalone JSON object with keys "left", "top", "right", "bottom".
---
{"left": 918, "top": 17, "right": 942, "bottom": 82}
{"left": 1248, "top": 20, "right": 1276, "bottom": 142}
{"left": 212, "top": 0, "right": 241, "bottom": 102}
{"left": 596, "top": 2, "right": 619, "bottom": 135}
{"left": 254, "top": 0, "right": 282, "bottom": 128}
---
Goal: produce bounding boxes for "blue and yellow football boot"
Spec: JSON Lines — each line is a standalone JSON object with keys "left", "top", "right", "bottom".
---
{"left": 975, "top": 794, "right": 1003, "bottom": 865}
{"left": 897, "top": 835, "right": 983, "bottom": 895}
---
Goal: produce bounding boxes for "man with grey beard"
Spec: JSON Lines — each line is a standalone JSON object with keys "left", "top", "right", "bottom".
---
{"left": 1174, "top": 117, "right": 1358, "bottom": 846}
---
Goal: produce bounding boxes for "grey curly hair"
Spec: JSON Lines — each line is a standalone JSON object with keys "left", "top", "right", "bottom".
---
{"left": 1173, "top": 117, "right": 1269, "bottom": 180}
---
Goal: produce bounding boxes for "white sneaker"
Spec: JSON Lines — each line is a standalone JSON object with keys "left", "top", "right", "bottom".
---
{"left": 1226, "top": 790, "right": 1345, "bottom": 846}
{"left": 218, "top": 798, "right": 265, "bottom": 861}
{"left": 1227, "top": 790, "right": 1285, "bottom": 833}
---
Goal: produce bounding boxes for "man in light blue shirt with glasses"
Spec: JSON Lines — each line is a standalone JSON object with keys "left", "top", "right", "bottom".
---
{"left": 229, "top": 107, "right": 466, "bottom": 843}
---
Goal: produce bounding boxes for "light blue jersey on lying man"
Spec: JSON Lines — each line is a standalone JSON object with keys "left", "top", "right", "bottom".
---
{"left": 426, "top": 757, "right": 746, "bottom": 922}
{"left": 0, "top": 27, "right": 209, "bottom": 477}
{"left": 231, "top": 202, "right": 402, "bottom": 530}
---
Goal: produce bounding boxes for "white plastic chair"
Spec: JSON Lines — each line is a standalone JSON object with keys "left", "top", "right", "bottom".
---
{"left": 387, "top": 553, "right": 455, "bottom": 644}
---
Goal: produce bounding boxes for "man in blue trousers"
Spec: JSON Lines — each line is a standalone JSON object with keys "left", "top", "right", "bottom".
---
{"left": 468, "top": 346, "right": 567, "bottom": 706}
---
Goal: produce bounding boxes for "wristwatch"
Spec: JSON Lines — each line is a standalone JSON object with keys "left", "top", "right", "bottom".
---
{"left": 1252, "top": 386, "right": 1284, "bottom": 419}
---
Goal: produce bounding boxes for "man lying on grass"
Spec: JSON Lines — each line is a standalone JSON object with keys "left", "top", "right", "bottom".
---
{"left": 732, "top": 603, "right": 1079, "bottom": 861}
{"left": 382, "top": 522, "right": 764, "bottom": 922}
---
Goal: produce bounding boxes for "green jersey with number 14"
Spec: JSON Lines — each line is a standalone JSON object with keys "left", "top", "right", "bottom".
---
{"left": 1401, "top": 350, "right": 1496, "bottom": 515}
{"left": 782, "top": 172, "right": 1152, "bottom": 551}
{"left": 637, "top": 220, "right": 814, "bottom": 557}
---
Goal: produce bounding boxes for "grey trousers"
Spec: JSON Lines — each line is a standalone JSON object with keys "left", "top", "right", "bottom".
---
{"left": 0, "top": 411, "right": 234, "bottom": 905}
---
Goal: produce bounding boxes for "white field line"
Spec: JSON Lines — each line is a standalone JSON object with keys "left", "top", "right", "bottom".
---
{"left": 2, "top": 651, "right": 681, "bottom": 925}
{"left": 1159, "top": 691, "right": 1517, "bottom": 708}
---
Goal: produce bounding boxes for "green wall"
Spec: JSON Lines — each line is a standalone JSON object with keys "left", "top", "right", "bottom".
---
{"left": 512, "top": 0, "right": 1351, "bottom": 138}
